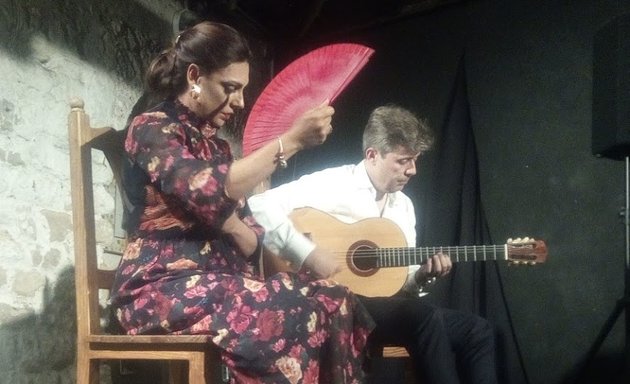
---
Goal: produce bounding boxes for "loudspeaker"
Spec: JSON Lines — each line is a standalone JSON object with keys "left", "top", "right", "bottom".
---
{"left": 592, "top": 14, "right": 630, "bottom": 160}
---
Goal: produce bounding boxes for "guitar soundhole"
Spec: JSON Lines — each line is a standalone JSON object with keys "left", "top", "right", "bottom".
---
{"left": 347, "top": 241, "right": 379, "bottom": 277}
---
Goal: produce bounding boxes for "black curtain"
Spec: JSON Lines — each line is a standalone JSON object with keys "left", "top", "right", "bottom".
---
{"left": 415, "top": 54, "right": 530, "bottom": 384}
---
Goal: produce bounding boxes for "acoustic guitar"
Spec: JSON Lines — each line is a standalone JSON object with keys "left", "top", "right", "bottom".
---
{"left": 263, "top": 207, "right": 548, "bottom": 297}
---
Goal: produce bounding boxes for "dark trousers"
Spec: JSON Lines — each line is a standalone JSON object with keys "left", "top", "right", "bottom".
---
{"left": 359, "top": 295, "right": 498, "bottom": 384}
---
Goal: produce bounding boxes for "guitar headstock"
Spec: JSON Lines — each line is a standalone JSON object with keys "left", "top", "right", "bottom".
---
{"left": 506, "top": 237, "right": 548, "bottom": 265}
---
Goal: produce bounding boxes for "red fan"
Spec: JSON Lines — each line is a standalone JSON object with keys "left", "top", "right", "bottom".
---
{"left": 242, "top": 43, "right": 375, "bottom": 156}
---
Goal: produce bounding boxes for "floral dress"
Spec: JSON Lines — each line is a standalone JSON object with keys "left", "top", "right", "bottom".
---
{"left": 110, "top": 99, "right": 374, "bottom": 383}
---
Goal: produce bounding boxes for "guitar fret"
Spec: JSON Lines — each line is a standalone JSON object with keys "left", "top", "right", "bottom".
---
{"left": 390, "top": 247, "right": 395, "bottom": 267}
{"left": 375, "top": 242, "right": 514, "bottom": 270}
{"left": 393, "top": 248, "right": 397, "bottom": 266}
{"left": 391, "top": 247, "right": 396, "bottom": 267}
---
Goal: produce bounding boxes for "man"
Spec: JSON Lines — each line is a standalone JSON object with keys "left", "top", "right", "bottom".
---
{"left": 248, "top": 104, "right": 498, "bottom": 384}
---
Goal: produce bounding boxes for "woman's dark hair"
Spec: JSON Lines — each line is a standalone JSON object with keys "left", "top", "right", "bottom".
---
{"left": 146, "top": 21, "right": 252, "bottom": 100}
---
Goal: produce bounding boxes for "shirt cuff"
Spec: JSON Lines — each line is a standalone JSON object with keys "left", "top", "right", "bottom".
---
{"left": 402, "top": 265, "right": 435, "bottom": 297}
{"left": 281, "top": 230, "right": 316, "bottom": 270}
{"left": 263, "top": 221, "right": 316, "bottom": 271}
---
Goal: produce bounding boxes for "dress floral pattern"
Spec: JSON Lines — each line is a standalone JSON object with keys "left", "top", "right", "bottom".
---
{"left": 110, "top": 99, "right": 374, "bottom": 383}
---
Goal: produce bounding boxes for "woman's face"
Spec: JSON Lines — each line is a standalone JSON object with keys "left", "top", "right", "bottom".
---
{"left": 196, "top": 61, "right": 249, "bottom": 128}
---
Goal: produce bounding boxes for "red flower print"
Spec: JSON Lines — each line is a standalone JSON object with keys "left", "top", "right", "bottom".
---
{"left": 183, "top": 284, "right": 208, "bottom": 299}
{"left": 166, "top": 258, "right": 198, "bottom": 271}
{"left": 289, "top": 344, "right": 305, "bottom": 360}
{"left": 307, "top": 329, "right": 326, "bottom": 348}
{"left": 252, "top": 286, "right": 269, "bottom": 303}
{"left": 275, "top": 356, "right": 302, "bottom": 384}
{"left": 123, "top": 239, "right": 142, "bottom": 260}
{"left": 271, "top": 338, "right": 286, "bottom": 353}
{"left": 188, "top": 315, "right": 212, "bottom": 334}
{"left": 316, "top": 293, "right": 341, "bottom": 313}
{"left": 302, "top": 359, "right": 319, "bottom": 383}
{"left": 226, "top": 304, "right": 254, "bottom": 334}
{"left": 188, "top": 167, "right": 214, "bottom": 191}
{"left": 256, "top": 308, "right": 284, "bottom": 341}
{"left": 134, "top": 296, "right": 150, "bottom": 310}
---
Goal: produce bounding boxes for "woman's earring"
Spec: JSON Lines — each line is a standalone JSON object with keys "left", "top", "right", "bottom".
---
{"left": 191, "top": 84, "right": 201, "bottom": 100}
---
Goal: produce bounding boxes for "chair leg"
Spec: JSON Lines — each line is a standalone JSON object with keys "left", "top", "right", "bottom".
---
{"left": 167, "top": 360, "right": 187, "bottom": 384}
{"left": 77, "top": 348, "right": 99, "bottom": 384}
{"left": 188, "top": 353, "right": 206, "bottom": 384}
{"left": 76, "top": 355, "right": 99, "bottom": 384}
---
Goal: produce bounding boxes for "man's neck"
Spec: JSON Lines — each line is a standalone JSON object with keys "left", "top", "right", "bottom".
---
{"left": 364, "top": 161, "right": 387, "bottom": 213}
{"left": 376, "top": 193, "right": 388, "bottom": 217}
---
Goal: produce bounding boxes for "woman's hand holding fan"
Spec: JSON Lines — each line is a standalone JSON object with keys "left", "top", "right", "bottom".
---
{"left": 281, "top": 101, "right": 335, "bottom": 153}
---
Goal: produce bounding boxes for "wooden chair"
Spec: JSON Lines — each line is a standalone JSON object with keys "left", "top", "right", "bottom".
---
{"left": 68, "top": 98, "right": 225, "bottom": 384}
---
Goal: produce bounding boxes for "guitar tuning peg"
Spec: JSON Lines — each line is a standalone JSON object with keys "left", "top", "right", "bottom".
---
{"left": 515, "top": 237, "right": 522, "bottom": 243}
{"left": 523, "top": 237, "right": 530, "bottom": 242}
{"left": 507, "top": 238, "right": 513, "bottom": 244}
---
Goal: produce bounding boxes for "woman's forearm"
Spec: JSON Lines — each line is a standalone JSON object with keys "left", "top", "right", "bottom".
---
{"left": 225, "top": 134, "right": 299, "bottom": 198}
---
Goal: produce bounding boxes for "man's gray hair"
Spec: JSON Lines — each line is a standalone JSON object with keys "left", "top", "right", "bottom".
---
{"left": 362, "top": 104, "right": 433, "bottom": 154}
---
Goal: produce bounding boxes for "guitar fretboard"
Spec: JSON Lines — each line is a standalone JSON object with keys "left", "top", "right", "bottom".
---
{"left": 366, "top": 245, "right": 508, "bottom": 268}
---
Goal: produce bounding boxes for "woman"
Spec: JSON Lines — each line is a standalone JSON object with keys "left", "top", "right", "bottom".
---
{"left": 109, "top": 21, "right": 374, "bottom": 383}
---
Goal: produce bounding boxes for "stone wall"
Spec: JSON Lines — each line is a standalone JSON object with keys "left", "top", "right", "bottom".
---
{"left": 0, "top": 0, "right": 182, "bottom": 382}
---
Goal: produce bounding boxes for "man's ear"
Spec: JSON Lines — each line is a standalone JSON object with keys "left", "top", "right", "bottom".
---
{"left": 365, "top": 147, "right": 378, "bottom": 163}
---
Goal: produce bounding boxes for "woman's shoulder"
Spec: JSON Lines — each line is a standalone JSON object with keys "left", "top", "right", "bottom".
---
{"left": 130, "top": 110, "right": 170, "bottom": 128}
{"left": 130, "top": 101, "right": 175, "bottom": 128}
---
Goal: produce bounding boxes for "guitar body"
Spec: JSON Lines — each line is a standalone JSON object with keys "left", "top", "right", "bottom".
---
{"left": 263, "top": 207, "right": 409, "bottom": 297}
{"left": 261, "top": 207, "right": 548, "bottom": 298}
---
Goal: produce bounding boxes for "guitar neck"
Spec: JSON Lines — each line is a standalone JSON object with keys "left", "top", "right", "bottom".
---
{"left": 374, "top": 244, "right": 507, "bottom": 268}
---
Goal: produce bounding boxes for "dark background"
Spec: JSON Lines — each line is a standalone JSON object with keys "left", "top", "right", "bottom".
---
{"left": 194, "top": 0, "right": 630, "bottom": 383}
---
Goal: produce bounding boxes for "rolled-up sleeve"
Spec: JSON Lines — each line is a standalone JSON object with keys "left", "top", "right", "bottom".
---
{"left": 248, "top": 193, "right": 315, "bottom": 269}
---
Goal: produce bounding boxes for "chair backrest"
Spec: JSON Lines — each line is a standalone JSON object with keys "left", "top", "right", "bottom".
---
{"left": 68, "top": 98, "right": 126, "bottom": 338}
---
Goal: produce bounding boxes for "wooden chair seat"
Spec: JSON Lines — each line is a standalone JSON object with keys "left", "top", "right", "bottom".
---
{"left": 381, "top": 346, "right": 410, "bottom": 358}
{"left": 68, "top": 98, "right": 225, "bottom": 384}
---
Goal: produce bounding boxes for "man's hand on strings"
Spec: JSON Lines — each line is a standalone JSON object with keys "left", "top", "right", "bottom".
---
{"left": 415, "top": 252, "right": 452, "bottom": 284}
{"left": 301, "top": 246, "right": 341, "bottom": 279}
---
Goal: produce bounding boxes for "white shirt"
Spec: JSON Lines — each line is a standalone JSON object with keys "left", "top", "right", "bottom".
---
{"left": 248, "top": 160, "right": 420, "bottom": 289}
